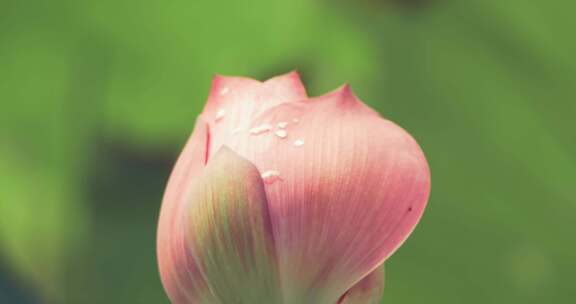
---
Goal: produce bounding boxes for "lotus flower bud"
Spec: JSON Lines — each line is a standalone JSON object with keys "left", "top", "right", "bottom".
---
{"left": 157, "top": 72, "right": 430, "bottom": 303}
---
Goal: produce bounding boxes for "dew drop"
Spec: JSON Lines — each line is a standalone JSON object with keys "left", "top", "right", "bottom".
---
{"left": 277, "top": 122, "right": 288, "bottom": 129}
{"left": 231, "top": 127, "right": 242, "bottom": 135}
{"left": 292, "top": 118, "right": 299, "bottom": 123}
{"left": 293, "top": 139, "right": 305, "bottom": 147}
{"left": 261, "top": 170, "right": 282, "bottom": 184}
{"left": 249, "top": 124, "right": 273, "bottom": 135}
{"left": 215, "top": 109, "right": 226, "bottom": 122}
{"left": 275, "top": 130, "right": 287, "bottom": 138}
{"left": 220, "top": 87, "right": 230, "bottom": 95}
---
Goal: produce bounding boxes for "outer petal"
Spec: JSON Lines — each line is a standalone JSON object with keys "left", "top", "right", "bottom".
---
{"left": 158, "top": 73, "right": 307, "bottom": 303}
{"left": 337, "top": 266, "right": 385, "bottom": 304}
{"left": 169, "top": 147, "right": 282, "bottom": 303}
{"left": 203, "top": 71, "right": 308, "bottom": 161}
{"left": 157, "top": 116, "right": 210, "bottom": 303}
{"left": 223, "top": 86, "right": 430, "bottom": 302}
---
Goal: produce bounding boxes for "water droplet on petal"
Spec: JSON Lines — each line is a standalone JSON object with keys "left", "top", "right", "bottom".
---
{"left": 292, "top": 118, "right": 300, "bottom": 123}
{"left": 215, "top": 109, "right": 226, "bottom": 122}
{"left": 220, "top": 87, "right": 230, "bottom": 95}
{"left": 277, "top": 122, "right": 288, "bottom": 129}
{"left": 294, "top": 139, "right": 305, "bottom": 147}
{"left": 261, "top": 170, "right": 282, "bottom": 184}
{"left": 275, "top": 130, "right": 287, "bottom": 138}
{"left": 249, "top": 124, "right": 273, "bottom": 135}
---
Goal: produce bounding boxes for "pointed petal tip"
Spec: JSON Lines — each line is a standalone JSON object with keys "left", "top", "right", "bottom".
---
{"left": 285, "top": 70, "right": 304, "bottom": 87}
{"left": 209, "top": 74, "right": 226, "bottom": 90}
{"left": 209, "top": 145, "right": 239, "bottom": 164}
{"left": 322, "top": 83, "right": 383, "bottom": 117}
{"left": 264, "top": 70, "right": 301, "bottom": 82}
{"left": 285, "top": 70, "right": 301, "bottom": 80}
{"left": 311, "top": 83, "right": 364, "bottom": 109}
{"left": 323, "top": 83, "right": 355, "bottom": 100}
{"left": 263, "top": 70, "right": 308, "bottom": 97}
{"left": 207, "top": 146, "right": 261, "bottom": 180}
{"left": 208, "top": 74, "right": 227, "bottom": 99}
{"left": 337, "top": 83, "right": 354, "bottom": 97}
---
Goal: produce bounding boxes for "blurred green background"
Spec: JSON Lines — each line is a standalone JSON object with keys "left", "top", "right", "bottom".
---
{"left": 1, "top": 0, "right": 575, "bottom": 303}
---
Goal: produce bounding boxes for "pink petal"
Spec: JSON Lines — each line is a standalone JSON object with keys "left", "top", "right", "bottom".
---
{"left": 157, "top": 117, "right": 208, "bottom": 303}
{"left": 203, "top": 71, "right": 308, "bottom": 161}
{"left": 157, "top": 116, "right": 210, "bottom": 303}
{"left": 337, "top": 265, "right": 385, "bottom": 304}
{"left": 160, "top": 147, "right": 282, "bottom": 303}
{"left": 220, "top": 85, "right": 430, "bottom": 302}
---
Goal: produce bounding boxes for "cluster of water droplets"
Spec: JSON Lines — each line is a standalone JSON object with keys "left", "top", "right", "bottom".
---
{"left": 246, "top": 120, "right": 305, "bottom": 145}
{"left": 212, "top": 87, "right": 306, "bottom": 185}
